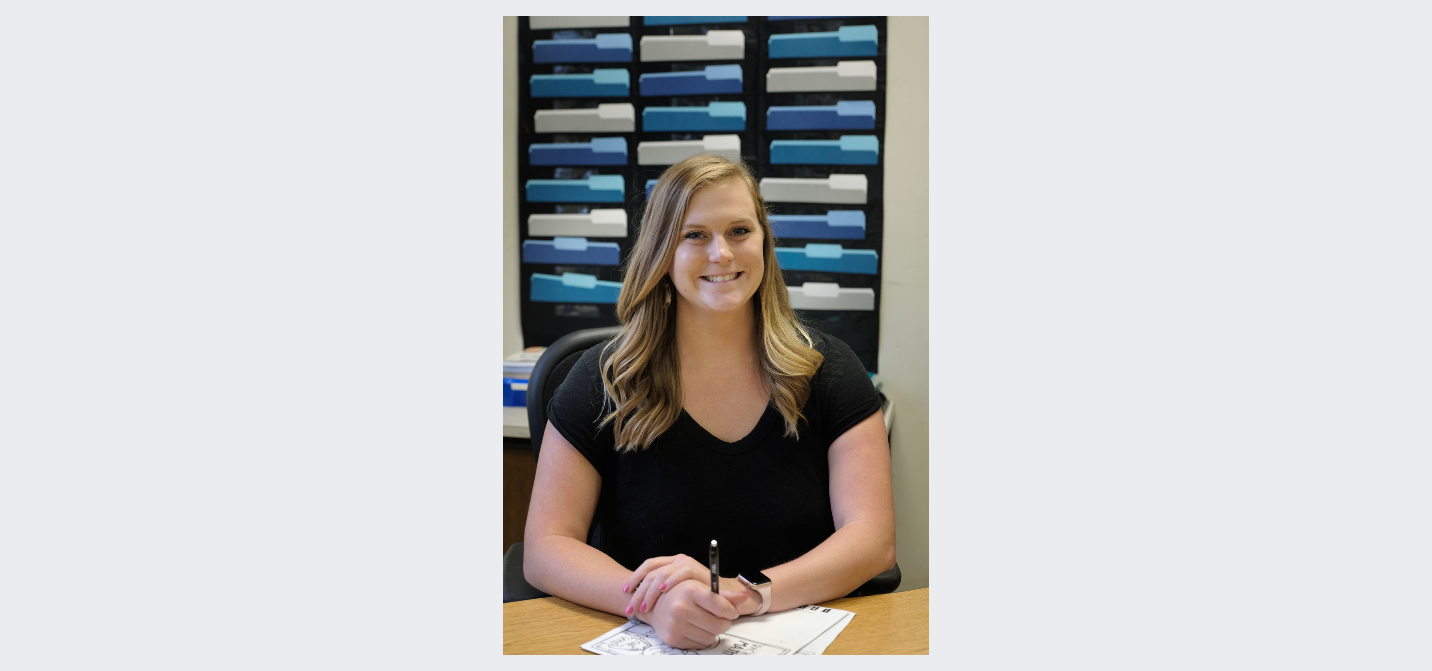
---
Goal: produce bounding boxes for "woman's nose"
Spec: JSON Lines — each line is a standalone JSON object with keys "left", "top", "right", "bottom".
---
{"left": 708, "top": 238, "right": 734, "bottom": 262}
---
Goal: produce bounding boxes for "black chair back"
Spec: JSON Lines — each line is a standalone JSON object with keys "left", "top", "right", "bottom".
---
{"left": 526, "top": 325, "right": 622, "bottom": 463}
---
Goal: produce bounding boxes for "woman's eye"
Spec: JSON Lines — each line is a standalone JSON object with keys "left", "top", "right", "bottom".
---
{"left": 684, "top": 231, "right": 705, "bottom": 240}
{"left": 731, "top": 226, "right": 751, "bottom": 236}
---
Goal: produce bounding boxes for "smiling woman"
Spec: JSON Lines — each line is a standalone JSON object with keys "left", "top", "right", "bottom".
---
{"left": 522, "top": 154, "right": 897, "bottom": 651}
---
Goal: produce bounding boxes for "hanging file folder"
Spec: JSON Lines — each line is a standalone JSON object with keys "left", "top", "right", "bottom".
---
{"left": 528, "top": 138, "right": 628, "bottom": 166}
{"left": 769, "top": 211, "right": 865, "bottom": 240}
{"left": 528, "top": 209, "right": 628, "bottom": 238}
{"left": 639, "top": 65, "right": 742, "bottom": 96}
{"left": 638, "top": 135, "right": 741, "bottom": 165}
{"left": 642, "top": 102, "right": 746, "bottom": 131}
{"left": 643, "top": 16, "right": 746, "bottom": 26}
{"left": 529, "top": 16, "right": 630, "bottom": 30}
{"left": 530, "top": 272, "right": 622, "bottom": 303}
{"left": 767, "top": 61, "right": 877, "bottom": 92}
{"left": 522, "top": 237, "right": 622, "bottom": 265}
{"left": 646, "top": 179, "right": 658, "bottom": 199}
{"left": 787, "top": 282, "right": 875, "bottom": 311}
{"left": 759, "top": 174, "right": 868, "bottom": 204}
{"left": 768, "top": 25, "right": 878, "bottom": 59}
{"left": 530, "top": 69, "right": 630, "bottom": 97}
{"left": 533, "top": 34, "right": 633, "bottom": 63}
{"left": 525, "top": 175, "right": 625, "bottom": 203}
{"left": 640, "top": 30, "right": 745, "bottom": 62}
{"left": 775, "top": 244, "right": 878, "bottom": 275}
{"left": 770, "top": 135, "right": 879, "bottom": 165}
{"left": 534, "top": 103, "right": 635, "bottom": 133}
{"left": 766, "top": 100, "right": 876, "bottom": 130}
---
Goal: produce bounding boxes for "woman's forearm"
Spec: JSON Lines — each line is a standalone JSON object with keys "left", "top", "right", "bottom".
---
{"left": 523, "top": 534, "right": 635, "bottom": 617}
{"left": 760, "top": 519, "right": 896, "bottom": 614}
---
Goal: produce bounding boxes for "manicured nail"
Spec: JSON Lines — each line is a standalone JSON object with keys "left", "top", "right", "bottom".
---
{"left": 622, "top": 583, "right": 629, "bottom": 593}
{"left": 659, "top": 582, "right": 667, "bottom": 591}
{"left": 640, "top": 602, "right": 647, "bottom": 612}
{"left": 625, "top": 604, "right": 633, "bottom": 614}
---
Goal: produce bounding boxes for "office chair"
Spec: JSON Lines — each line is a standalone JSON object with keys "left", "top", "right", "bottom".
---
{"left": 502, "top": 326, "right": 901, "bottom": 603}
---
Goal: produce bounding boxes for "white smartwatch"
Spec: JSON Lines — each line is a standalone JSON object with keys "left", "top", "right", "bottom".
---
{"left": 737, "top": 570, "right": 772, "bottom": 616}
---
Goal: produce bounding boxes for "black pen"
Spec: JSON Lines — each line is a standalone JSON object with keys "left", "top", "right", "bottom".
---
{"left": 709, "top": 540, "right": 719, "bottom": 593}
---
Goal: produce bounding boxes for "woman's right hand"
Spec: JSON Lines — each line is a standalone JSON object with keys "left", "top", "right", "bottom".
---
{"left": 634, "top": 579, "right": 740, "bottom": 650}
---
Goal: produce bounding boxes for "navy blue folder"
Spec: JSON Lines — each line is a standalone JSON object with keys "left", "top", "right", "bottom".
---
{"left": 769, "top": 211, "right": 866, "bottom": 240}
{"left": 533, "top": 34, "right": 633, "bottom": 63}
{"left": 528, "top": 138, "right": 628, "bottom": 166}
{"left": 522, "top": 237, "right": 622, "bottom": 265}
{"left": 639, "top": 65, "right": 742, "bottom": 96}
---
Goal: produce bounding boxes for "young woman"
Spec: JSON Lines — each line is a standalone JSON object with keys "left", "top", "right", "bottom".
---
{"left": 523, "top": 154, "right": 895, "bottom": 650}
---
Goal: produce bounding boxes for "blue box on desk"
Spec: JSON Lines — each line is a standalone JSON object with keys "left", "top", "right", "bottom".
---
{"left": 503, "top": 378, "right": 529, "bottom": 407}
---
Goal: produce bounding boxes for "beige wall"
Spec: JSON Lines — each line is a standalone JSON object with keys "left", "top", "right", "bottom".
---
{"left": 502, "top": 16, "right": 929, "bottom": 592}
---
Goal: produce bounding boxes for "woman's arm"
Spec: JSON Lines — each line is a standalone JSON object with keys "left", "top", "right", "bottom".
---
{"left": 522, "top": 421, "right": 637, "bottom": 616}
{"left": 757, "top": 409, "right": 897, "bottom": 613}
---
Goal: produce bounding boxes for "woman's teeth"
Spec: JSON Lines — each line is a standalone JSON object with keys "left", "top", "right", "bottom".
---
{"left": 703, "top": 272, "right": 740, "bottom": 282}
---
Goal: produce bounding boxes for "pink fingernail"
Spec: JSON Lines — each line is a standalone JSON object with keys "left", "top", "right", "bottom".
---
{"left": 622, "top": 583, "right": 629, "bottom": 593}
{"left": 640, "top": 602, "right": 647, "bottom": 612}
{"left": 625, "top": 605, "right": 633, "bottom": 614}
{"left": 659, "top": 582, "right": 667, "bottom": 591}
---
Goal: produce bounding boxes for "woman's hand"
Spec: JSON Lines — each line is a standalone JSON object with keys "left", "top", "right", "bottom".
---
{"left": 633, "top": 580, "right": 742, "bottom": 650}
{"left": 622, "top": 554, "right": 760, "bottom": 617}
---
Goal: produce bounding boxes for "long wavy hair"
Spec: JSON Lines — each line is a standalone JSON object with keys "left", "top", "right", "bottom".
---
{"left": 597, "top": 154, "right": 824, "bottom": 452}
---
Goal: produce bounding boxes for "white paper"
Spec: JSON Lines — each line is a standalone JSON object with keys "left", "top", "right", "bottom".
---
{"left": 582, "top": 604, "right": 855, "bottom": 655}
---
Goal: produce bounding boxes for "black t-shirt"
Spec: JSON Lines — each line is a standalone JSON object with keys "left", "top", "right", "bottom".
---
{"left": 547, "top": 329, "right": 881, "bottom": 579}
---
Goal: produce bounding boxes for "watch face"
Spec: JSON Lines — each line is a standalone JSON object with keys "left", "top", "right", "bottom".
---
{"left": 741, "top": 570, "right": 771, "bottom": 587}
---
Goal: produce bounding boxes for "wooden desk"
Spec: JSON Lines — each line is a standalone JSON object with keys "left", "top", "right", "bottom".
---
{"left": 503, "top": 587, "right": 928, "bottom": 655}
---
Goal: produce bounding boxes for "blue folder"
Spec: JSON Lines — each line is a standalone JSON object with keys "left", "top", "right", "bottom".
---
{"left": 769, "top": 211, "right": 865, "bottom": 240}
{"left": 770, "top": 136, "right": 879, "bottom": 165}
{"left": 530, "top": 272, "right": 623, "bottom": 303}
{"left": 643, "top": 16, "right": 746, "bottom": 26}
{"left": 775, "top": 244, "right": 878, "bottom": 274}
{"left": 639, "top": 65, "right": 742, "bottom": 96}
{"left": 522, "top": 237, "right": 622, "bottom": 265}
{"left": 528, "top": 138, "right": 628, "bottom": 166}
{"left": 768, "top": 25, "right": 878, "bottom": 59}
{"left": 646, "top": 179, "right": 658, "bottom": 199}
{"left": 766, "top": 100, "right": 876, "bottom": 130}
{"left": 642, "top": 102, "right": 746, "bottom": 132}
{"left": 530, "top": 69, "right": 630, "bottom": 97}
{"left": 533, "top": 34, "right": 633, "bottom": 63}
{"left": 524, "top": 175, "right": 625, "bottom": 202}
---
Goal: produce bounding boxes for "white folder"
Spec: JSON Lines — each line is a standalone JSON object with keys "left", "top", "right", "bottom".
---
{"left": 637, "top": 135, "right": 741, "bottom": 165}
{"left": 527, "top": 209, "right": 629, "bottom": 238}
{"left": 766, "top": 60, "right": 877, "bottom": 92}
{"left": 787, "top": 283, "right": 875, "bottom": 311}
{"left": 534, "top": 103, "right": 636, "bottom": 133}
{"left": 640, "top": 30, "right": 745, "bottom": 62}
{"left": 529, "top": 16, "right": 631, "bottom": 30}
{"left": 759, "top": 174, "right": 868, "bottom": 204}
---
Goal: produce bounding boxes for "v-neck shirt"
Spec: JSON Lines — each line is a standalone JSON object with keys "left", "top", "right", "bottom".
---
{"left": 546, "top": 329, "right": 881, "bottom": 578}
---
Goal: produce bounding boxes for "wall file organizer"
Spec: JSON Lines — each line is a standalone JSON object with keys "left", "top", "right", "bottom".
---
{"left": 642, "top": 102, "right": 746, "bottom": 131}
{"left": 766, "top": 60, "right": 877, "bottom": 92}
{"left": 530, "top": 272, "right": 623, "bottom": 303}
{"left": 533, "top": 104, "right": 635, "bottom": 133}
{"left": 530, "top": 69, "right": 630, "bottom": 97}
{"left": 638, "top": 135, "right": 741, "bottom": 165}
{"left": 787, "top": 282, "right": 876, "bottom": 311}
{"left": 529, "top": 16, "right": 630, "bottom": 30}
{"left": 640, "top": 31, "right": 745, "bottom": 62}
{"left": 767, "top": 100, "right": 877, "bottom": 130}
{"left": 522, "top": 237, "right": 622, "bottom": 265}
{"left": 770, "top": 135, "right": 879, "bottom": 165}
{"left": 643, "top": 16, "right": 747, "bottom": 26}
{"left": 528, "top": 138, "right": 628, "bottom": 165}
{"left": 524, "top": 175, "right": 625, "bottom": 203}
{"left": 533, "top": 34, "right": 633, "bottom": 63}
{"left": 769, "top": 211, "right": 865, "bottom": 240}
{"left": 528, "top": 210, "right": 628, "bottom": 238}
{"left": 769, "top": 16, "right": 849, "bottom": 20}
{"left": 775, "top": 244, "right": 879, "bottom": 274}
{"left": 768, "top": 25, "right": 878, "bottom": 59}
{"left": 639, "top": 65, "right": 742, "bottom": 96}
{"left": 759, "top": 174, "right": 868, "bottom": 204}
{"left": 517, "top": 17, "right": 888, "bottom": 371}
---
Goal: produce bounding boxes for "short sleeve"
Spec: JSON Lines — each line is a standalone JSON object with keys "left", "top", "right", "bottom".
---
{"left": 812, "top": 333, "right": 883, "bottom": 443}
{"left": 545, "top": 344, "right": 616, "bottom": 473}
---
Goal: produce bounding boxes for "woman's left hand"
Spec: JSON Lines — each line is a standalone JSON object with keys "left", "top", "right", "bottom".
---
{"left": 623, "top": 554, "right": 749, "bottom": 618}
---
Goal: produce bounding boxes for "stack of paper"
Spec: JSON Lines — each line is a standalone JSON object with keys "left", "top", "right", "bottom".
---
{"left": 503, "top": 348, "right": 545, "bottom": 407}
{"left": 582, "top": 604, "right": 855, "bottom": 655}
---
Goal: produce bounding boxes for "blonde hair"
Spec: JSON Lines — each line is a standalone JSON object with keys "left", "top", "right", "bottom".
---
{"left": 597, "top": 154, "right": 824, "bottom": 451}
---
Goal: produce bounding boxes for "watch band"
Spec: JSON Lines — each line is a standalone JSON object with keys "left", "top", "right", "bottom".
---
{"left": 739, "top": 574, "right": 773, "bottom": 616}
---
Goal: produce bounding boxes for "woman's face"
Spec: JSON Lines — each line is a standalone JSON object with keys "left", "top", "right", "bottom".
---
{"left": 667, "top": 177, "right": 765, "bottom": 319}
